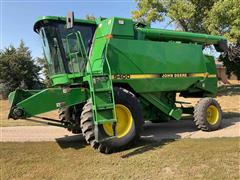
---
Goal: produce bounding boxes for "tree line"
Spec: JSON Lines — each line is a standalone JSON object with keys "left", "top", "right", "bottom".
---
{"left": 132, "top": 0, "right": 240, "bottom": 79}
{"left": 0, "top": 40, "right": 48, "bottom": 96}
{"left": 0, "top": 4, "right": 239, "bottom": 96}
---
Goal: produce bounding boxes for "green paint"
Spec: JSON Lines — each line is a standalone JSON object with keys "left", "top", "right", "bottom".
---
{"left": 9, "top": 15, "right": 225, "bottom": 129}
{"left": 138, "top": 27, "right": 226, "bottom": 44}
{"left": 9, "top": 88, "right": 87, "bottom": 118}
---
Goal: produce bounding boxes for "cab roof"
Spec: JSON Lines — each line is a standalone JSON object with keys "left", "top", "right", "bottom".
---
{"left": 33, "top": 16, "right": 96, "bottom": 33}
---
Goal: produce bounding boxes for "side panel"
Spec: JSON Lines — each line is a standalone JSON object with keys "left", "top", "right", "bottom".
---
{"left": 107, "top": 39, "right": 206, "bottom": 74}
{"left": 89, "top": 17, "right": 135, "bottom": 74}
{"left": 107, "top": 39, "right": 211, "bottom": 93}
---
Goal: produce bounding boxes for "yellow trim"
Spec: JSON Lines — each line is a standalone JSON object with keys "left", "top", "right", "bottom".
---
{"left": 112, "top": 73, "right": 216, "bottom": 79}
{"left": 207, "top": 105, "right": 219, "bottom": 125}
{"left": 103, "top": 104, "right": 133, "bottom": 138}
{"left": 208, "top": 74, "right": 217, "bottom": 78}
{"left": 129, "top": 74, "right": 158, "bottom": 79}
{"left": 189, "top": 73, "right": 209, "bottom": 77}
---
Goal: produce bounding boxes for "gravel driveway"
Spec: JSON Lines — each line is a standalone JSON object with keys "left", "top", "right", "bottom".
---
{"left": 1, "top": 117, "right": 239, "bottom": 142}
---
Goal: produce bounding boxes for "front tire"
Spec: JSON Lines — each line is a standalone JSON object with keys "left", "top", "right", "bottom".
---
{"left": 80, "top": 87, "right": 144, "bottom": 153}
{"left": 194, "top": 98, "right": 222, "bottom": 131}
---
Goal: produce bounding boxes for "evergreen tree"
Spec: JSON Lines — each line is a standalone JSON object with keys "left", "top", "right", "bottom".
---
{"left": 0, "top": 40, "right": 42, "bottom": 94}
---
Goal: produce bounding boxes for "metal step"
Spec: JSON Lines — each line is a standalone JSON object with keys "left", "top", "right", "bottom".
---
{"left": 89, "top": 71, "right": 116, "bottom": 127}
{"left": 95, "top": 87, "right": 112, "bottom": 92}
{"left": 97, "top": 118, "right": 116, "bottom": 124}
{"left": 97, "top": 103, "right": 114, "bottom": 110}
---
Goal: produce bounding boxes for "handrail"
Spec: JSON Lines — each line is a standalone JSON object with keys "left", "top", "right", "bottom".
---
{"left": 104, "top": 39, "right": 117, "bottom": 120}
{"left": 76, "top": 31, "right": 98, "bottom": 122}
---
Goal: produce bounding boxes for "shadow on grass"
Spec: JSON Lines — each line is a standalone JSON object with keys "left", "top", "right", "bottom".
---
{"left": 121, "top": 139, "right": 176, "bottom": 159}
{"left": 121, "top": 112, "right": 239, "bottom": 158}
{"left": 223, "top": 112, "right": 240, "bottom": 119}
{"left": 221, "top": 114, "right": 240, "bottom": 129}
{"left": 54, "top": 111, "right": 239, "bottom": 153}
{"left": 55, "top": 134, "right": 87, "bottom": 150}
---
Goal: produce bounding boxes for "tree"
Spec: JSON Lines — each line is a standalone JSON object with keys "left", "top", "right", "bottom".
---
{"left": 36, "top": 56, "right": 51, "bottom": 87}
{"left": 0, "top": 40, "right": 42, "bottom": 94}
{"left": 86, "top": 14, "right": 96, "bottom": 21}
{"left": 132, "top": 0, "right": 240, "bottom": 79}
{"left": 220, "top": 45, "right": 240, "bottom": 79}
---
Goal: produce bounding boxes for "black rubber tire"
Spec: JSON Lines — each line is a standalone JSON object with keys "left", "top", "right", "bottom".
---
{"left": 59, "top": 106, "right": 82, "bottom": 134}
{"left": 194, "top": 98, "right": 222, "bottom": 131}
{"left": 80, "top": 87, "right": 144, "bottom": 154}
{"left": 59, "top": 107, "right": 73, "bottom": 122}
{"left": 80, "top": 100, "right": 100, "bottom": 149}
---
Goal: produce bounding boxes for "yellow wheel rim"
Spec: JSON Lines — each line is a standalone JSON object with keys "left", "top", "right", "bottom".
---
{"left": 207, "top": 105, "right": 219, "bottom": 125}
{"left": 103, "top": 104, "right": 133, "bottom": 138}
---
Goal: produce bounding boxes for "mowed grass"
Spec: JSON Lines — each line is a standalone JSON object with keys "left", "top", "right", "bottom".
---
{"left": 1, "top": 138, "right": 240, "bottom": 179}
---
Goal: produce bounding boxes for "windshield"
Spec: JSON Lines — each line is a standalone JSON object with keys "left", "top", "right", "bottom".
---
{"left": 39, "top": 22, "right": 95, "bottom": 75}
{"left": 40, "top": 26, "right": 65, "bottom": 75}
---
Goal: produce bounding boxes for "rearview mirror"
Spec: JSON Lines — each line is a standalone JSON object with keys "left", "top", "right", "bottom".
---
{"left": 66, "top": 11, "right": 74, "bottom": 29}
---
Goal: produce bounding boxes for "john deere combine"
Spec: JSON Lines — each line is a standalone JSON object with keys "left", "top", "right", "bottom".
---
{"left": 8, "top": 12, "right": 227, "bottom": 153}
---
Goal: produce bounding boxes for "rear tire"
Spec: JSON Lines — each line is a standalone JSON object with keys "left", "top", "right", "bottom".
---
{"left": 59, "top": 105, "right": 82, "bottom": 134}
{"left": 80, "top": 87, "right": 144, "bottom": 153}
{"left": 194, "top": 98, "right": 222, "bottom": 131}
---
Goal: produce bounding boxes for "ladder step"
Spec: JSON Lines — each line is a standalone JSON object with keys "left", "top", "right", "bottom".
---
{"left": 98, "top": 118, "right": 116, "bottom": 124}
{"left": 93, "top": 74, "right": 108, "bottom": 77}
{"left": 97, "top": 104, "right": 114, "bottom": 110}
{"left": 95, "top": 87, "right": 112, "bottom": 92}
{"left": 93, "top": 75, "right": 109, "bottom": 82}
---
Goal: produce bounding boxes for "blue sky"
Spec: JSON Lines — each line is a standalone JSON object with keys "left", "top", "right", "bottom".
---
{"left": 0, "top": 0, "right": 174, "bottom": 58}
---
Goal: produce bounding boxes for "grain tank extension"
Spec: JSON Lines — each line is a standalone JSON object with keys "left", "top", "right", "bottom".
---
{"left": 8, "top": 13, "right": 226, "bottom": 153}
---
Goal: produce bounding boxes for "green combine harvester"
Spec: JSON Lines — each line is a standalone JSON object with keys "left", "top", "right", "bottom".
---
{"left": 8, "top": 12, "right": 227, "bottom": 153}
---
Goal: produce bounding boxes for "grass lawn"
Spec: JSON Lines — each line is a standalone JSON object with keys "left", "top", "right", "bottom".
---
{"left": 1, "top": 138, "right": 240, "bottom": 179}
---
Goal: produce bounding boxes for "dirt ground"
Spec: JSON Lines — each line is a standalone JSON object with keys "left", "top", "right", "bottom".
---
{"left": 1, "top": 91, "right": 239, "bottom": 141}
{"left": 1, "top": 117, "right": 239, "bottom": 142}
{"left": 178, "top": 94, "right": 240, "bottom": 119}
{"left": 1, "top": 93, "right": 239, "bottom": 127}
